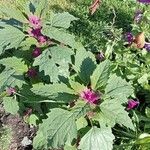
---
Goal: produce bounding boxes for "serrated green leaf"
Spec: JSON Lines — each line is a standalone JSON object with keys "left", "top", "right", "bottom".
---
{"left": 49, "top": 12, "right": 78, "bottom": 29}
{"left": 76, "top": 116, "right": 88, "bottom": 130}
{"left": 0, "top": 3, "right": 27, "bottom": 22}
{"left": 105, "top": 74, "right": 134, "bottom": 103}
{"left": 100, "top": 100, "right": 135, "bottom": 130}
{"left": 33, "top": 108, "right": 77, "bottom": 149}
{"left": 71, "top": 100, "right": 90, "bottom": 119}
{"left": 79, "top": 126, "right": 115, "bottom": 150}
{"left": 0, "top": 69, "right": 25, "bottom": 92}
{"left": 31, "top": 83, "right": 78, "bottom": 103}
{"left": 43, "top": 27, "right": 76, "bottom": 48}
{"left": 74, "top": 48, "right": 96, "bottom": 84}
{"left": 69, "top": 80, "right": 85, "bottom": 94}
{"left": 3, "top": 97, "right": 19, "bottom": 115}
{"left": 33, "top": 46, "right": 74, "bottom": 83}
{"left": 34, "top": 0, "right": 48, "bottom": 17}
{"left": 0, "top": 57, "right": 28, "bottom": 74}
{"left": 0, "top": 25, "right": 25, "bottom": 55}
{"left": 91, "top": 60, "right": 111, "bottom": 90}
{"left": 20, "top": 37, "right": 37, "bottom": 50}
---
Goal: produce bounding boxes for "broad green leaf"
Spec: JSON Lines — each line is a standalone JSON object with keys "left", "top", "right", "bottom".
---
{"left": 76, "top": 116, "right": 88, "bottom": 130}
{"left": 33, "top": 108, "right": 77, "bottom": 149}
{"left": 43, "top": 27, "right": 76, "bottom": 48}
{"left": 100, "top": 100, "right": 135, "bottom": 130}
{"left": 0, "top": 3, "right": 28, "bottom": 22}
{"left": 136, "top": 135, "right": 150, "bottom": 149}
{"left": 74, "top": 48, "right": 96, "bottom": 84}
{"left": 3, "top": 97, "right": 19, "bottom": 115}
{"left": 0, "top": 25, "right": 25, "bottom": 55}
{"left": 33, "top": 46, "right": 74, "bottom": 83}
{"left": 64, "top": 145, "right": 77, "bottom": 150}
{"left": 91, "top": 60, "right": 111, "bottom": 90}
{"left": 35, "top": 0, "right": 48, "bottom": 17}
{"left": 49, "top": 12, "right": 78, "bottom": 29}
{"left": 105, "top": 74, "right": 134, "bottom": 103}
{"left": 0, "top": 69, "right": 25, "bottom": 92}
{"left": 31, "top": 83, "right": 78, "bottom": 102}
{"left": 71, "top": 100, "right": 90, "bottom": 119}
{"left": 0, "top": 57, "right": 28, "bottom": 74}
{"left": 20, "top": 37, "right": 37, "bottom": 50}
{"left": 69, "top": 80, "right": 85, "bottom": 94}
{"left": 28, "top": 114, "right": 39, "bottom": 126}
{"left": 79, "top": 126, "right": 115, "bottom": 150}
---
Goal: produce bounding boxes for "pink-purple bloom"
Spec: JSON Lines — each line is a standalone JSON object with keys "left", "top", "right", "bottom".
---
{"left": 37, "top": 35, "right": 48, "bottom": 44}
{"left": 124, "top": 32, "right": 134, "bottom": 44}
{"left": 28, "top": 28, "right": 48, "bottom": 44}
{"left": 80, "top": 88, "right": 100, "bottom": 104}
{"left": 137, "top": 0, "right": 150, "bottom": 4}
{"left": 134, "top": 10, "right": 143, "bottom": 23}
{"left": 27, "top": 68, "right": 37, "bottom": 78}
{"left": 28, "top": 28, "right": 42, "bottom": 38}
{"left": 28, "top": 15, "right": 42, "bottom": 29}
{"left": 127, "top": 99, "right": 139, "bottom": 110}
{"left": 6, "top": 87, "right": 16, "bottom": 96}
{"left": 144, "top": 43, "right": 150, "bottom": 51}
{"left": 32, "top": 47, "right": 42, "bottom": 58}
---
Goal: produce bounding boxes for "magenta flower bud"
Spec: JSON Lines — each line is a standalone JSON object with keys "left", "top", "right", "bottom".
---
{"left": 137, "top": 0, "right": 150, "bottom": 4}
{"left": 80, "top": 88, "right": 100, "bottom": 104}
{"left": 124, "top": 32, "right": 134, "bottom": 44}
{"left": 28, "top": 15, "right": 42, "bottom": 29}
{"left": 27, "top": 68, "right": 37, "bottom": 78}
{"left": 28, "top": 28, "right": 42, "bottom": 38}
{"left": 37, "top": 35, "right": 48, "bottom": 44}
{"left": 134, "top": 10, "right": 143, "bottom": 23}
{"left": 32, "top": 47, "right": 42, "bottom": 58}
{"left": 6, "top": 87, "right": 16, "bottom": 96}
{"left": 144, "top": 43, "right": 150, "bottom": 51}
{"left": 127, "top": 99, "right": 139, "bottom": 110}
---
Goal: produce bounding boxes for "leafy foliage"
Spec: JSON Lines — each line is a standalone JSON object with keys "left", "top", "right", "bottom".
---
{"left": 3, "top": 97, "right": 19, "bottom": 115}
{"left": 105, "top": 74, "right": 134, "bottom": 103}
{"left": 33, "top": 46, "right": 74, "bottom": 82}
{"left": 33, "top": 108, "right": 77, "bottom": 149}
{"left": 0, "top": 0, "right": 150, "bottom": 149}
{"left": 0, "top": 25, "right": 25, "bottom": 55}
{"left": 79, "top": 126, "right": 115, "bottom": 150}
{"left": 100, "top": 99, "right": 135, "bottom": 130}
{"left": 48, "top": 12, "right": 78, "bottom": 29}
{"left": 0, "top": 69, "right": 25, "bottom": 92}
{"left": 91, "top": 60, "right": 111, "bottom": 90}
{"left": 0, "top": 57, "right": 28, "bottom": 74}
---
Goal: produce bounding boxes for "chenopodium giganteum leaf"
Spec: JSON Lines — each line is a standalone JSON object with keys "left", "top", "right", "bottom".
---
{"left": 33, "top": 108, "right": 77, "bottom": 149}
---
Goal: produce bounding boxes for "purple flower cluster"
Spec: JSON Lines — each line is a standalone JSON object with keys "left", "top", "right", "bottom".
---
{"left": 27, "top": 68, "right": 37, "bottom": 78}
{"left": 32, "top": 47, "right": 42, "bottom": 58}
{"left": 144, "top": 43, "right": 150, "bottom": 51}
{"left": 124, "top": 32, "right": 134, "bottom": 44}
{"left": 80, "top": 88, "right": 100, "bottom": 104}
{"left": 28, "top": 15, "right": 42, "bottom": 29}
{"left": 28, "top": 15, "right": 48, "bottom": 44}
{"left": 127, "top": 99, "right": 139, "bottom": 110}
{"left": 137, "top": 0, "right": 150, "bottom": 4}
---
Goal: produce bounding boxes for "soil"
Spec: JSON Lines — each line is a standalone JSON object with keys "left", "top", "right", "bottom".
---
{"left": 0, "top": 104, "right": 36, "bottom": 150}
